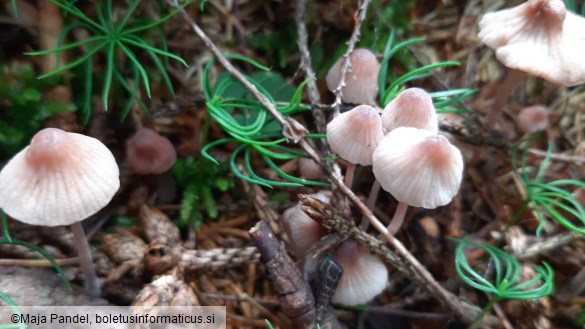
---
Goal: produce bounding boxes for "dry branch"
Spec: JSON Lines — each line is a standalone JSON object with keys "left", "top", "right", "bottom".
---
{"left": 294, "top": 0, "right": 326, "bottom": 133}
{"left": 249, "top": 220, "right": 317, "bottom": 329}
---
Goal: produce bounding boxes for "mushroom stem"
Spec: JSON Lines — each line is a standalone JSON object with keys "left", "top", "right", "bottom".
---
{"left": 70, "top": 222, "right": 100, "bottom": 297}
{"left": 360, "top": 180, "right": 381, "bottom": 229}
{"left": 366, "top": 180, "right": 381, "bottom": 211}
{"left": 387, "top": 202, "right": 409, "bottom": 234}
{"left": 487, "top": 69, "right": 525, "bottom": 126}
{"left": 343, "top": 163, "right": 356, "bottom": 189}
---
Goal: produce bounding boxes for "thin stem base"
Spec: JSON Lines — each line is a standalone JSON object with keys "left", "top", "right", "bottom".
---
{"left": 71, "top": 221, "right": 100, "bottom": 298}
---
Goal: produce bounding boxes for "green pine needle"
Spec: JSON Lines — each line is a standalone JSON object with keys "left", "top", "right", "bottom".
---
{"left": 201, "top": 56, "right": 325, "bottom": 188}
{"left": 26, "top": 0, "right": 191, "bottom": 123}
{"left": 455, "top": 239, "right": 554, "bottom": 301}
{"left": 512, "top": 137, "right": 585, "bottom": 235}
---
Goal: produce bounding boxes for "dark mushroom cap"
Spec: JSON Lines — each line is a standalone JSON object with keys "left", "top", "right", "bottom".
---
{"left": 126, "top": 128, "right": 177, "bottom": 175}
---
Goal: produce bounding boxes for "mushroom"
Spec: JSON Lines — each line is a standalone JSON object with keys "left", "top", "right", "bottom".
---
{"left": 0, "top": 128, "right": 120, "bottom": 297}
{"left": 478, "top": 0, "right": 585, "bottom": 124}
{"left": 299, "top": 157, "right": 323, "bottom": 180}
{"left": 381, "top": 87, "right": 439, "bottom": 133}
{"left": 126, "top": 128, "right": 177, "bottom": 175}
{"left": 517, "top": 105, "right": 550, "bottom": 135}
{"left": 326, "top": 48, "right": 381, "bottom": 105}
{"left": 330, "top": 240, "right": 388, "bottom": 305}
{"left": 282, "top": 192, "right": 330, "bottom": 275}
{"left": 372, "top": 127, "right": 463, "bottom": 233}
{"left": 326, "top": 105, "right": 384, "bottom": 187}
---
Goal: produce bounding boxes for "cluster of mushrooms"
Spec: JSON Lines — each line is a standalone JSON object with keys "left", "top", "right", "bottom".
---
{"left": 286, "top": 0, "right": 585, "bottom": 307}
{"left": 0, "top": 126, "right": 176, "bottom": 297}
{"left": 285, "top": 48, "right": 464, "bottom": 305}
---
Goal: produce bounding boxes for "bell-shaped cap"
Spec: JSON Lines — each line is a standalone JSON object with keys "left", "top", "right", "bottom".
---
{"left": 331, "top": 241, "right": 388, "bottom": 305}
{"left": 282, "top": 192, "right": 330, "bottom": 259}
{"left": 326, "top": 49, "right": 381, "bottom": 104}
{"left": 517, "top": 105, "right": 550, "bottom": 134}
{"left": 299, "top": 158, "right": 323, "bottom": 180}
{"left": 478, "top": 0, "right": 585, "bottom": 86}
{"left": 381, "top": 88, "right": 438, "bottom": 133}
{"left": 326, "top": 105, "right": 384, "bottom": 166}
{"left": 0, "top": 128, "right": 120, "bottom": 226}
{"left": 126, "top": 128, "right": 176, "bottom": 175}
{"left": 372, "top": 127, "right": 463, "bottom": 209}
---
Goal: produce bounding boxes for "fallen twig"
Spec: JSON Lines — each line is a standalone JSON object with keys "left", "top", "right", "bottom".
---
{"left": 527, "top": 148, "right": 585, "bottom": 165}
{"left": 180, "top": 247, "right": 260, "bottom": 271}
{"left": 249, "top": 220, "right": 343, "bottom": 329}
{"left": 294, "top": 0, "right": 326, "bottom": 133}
{"left": 514, "top": 231, "right": 582, "bottom": 261}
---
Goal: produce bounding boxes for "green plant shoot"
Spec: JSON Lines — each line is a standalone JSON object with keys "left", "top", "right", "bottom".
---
{"left": 512, "top": 137, "right": 585, "bottom": 235}
{"left": 25, "top": 0, "right": 191, "bottom": 123}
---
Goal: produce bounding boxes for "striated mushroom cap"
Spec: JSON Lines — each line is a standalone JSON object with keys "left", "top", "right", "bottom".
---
{"left": 126, "top": 128, "right": 177, "bottom": 175}
{"left": 478, "top": 0, "right": 585, "bottom": 86}
{"left": 372, "top": 127, "right": 464, "bottom": 209}
{"left": 326, "top": 49, "right": 381, "bottom": 104}
{"left": 381, "top": 88, "right": 438, "bottom": 133}
{"left": 0, "top": 128, "right": 120, "bottom": 226}
{"left": 326, "top": 105, "right": 384, "bottom": 166}
{"left": 331, "top": 241, "right": 388, "bottom": 305}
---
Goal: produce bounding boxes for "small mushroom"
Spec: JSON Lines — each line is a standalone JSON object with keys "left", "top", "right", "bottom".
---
{"left": 326, "top": 48, "right": 381, "bottom": 105}
{"left": 372, "top": 127, "right": 463, "bottom": 233}
{"left": 326, "top": 105, "right": 384, "bottom": 187}
{"left": 517, "top": 105, "right": 550, "bottom": 135}
{"left": 330, "top": 240, "right": 388, "bottom": 305}
{"left": 478, "top": 0, "right": 585, "bottom": 124}
{"left": 298, "top": 157, "right": 323, "bottom": 180}
{"left": 282, "top": 192, "right": 330, "bottom": 275}
{"left": 479, "top": 0, "right": 585, "bottom": 86}
{"left": 126, "top": 128, "right": 177, "bottom": 175}
{"left": 381, "top": 87, "right": 438, "bottom": 133}
{"left": 0, "top": 128, "right": 120, "bottom": 297}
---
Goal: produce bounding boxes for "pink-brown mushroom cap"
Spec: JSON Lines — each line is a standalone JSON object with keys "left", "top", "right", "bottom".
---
{"left": 326, "top": 48, "right": 381, "bottom": 104}
{"left": 282, "top": 192, "right": 330, "bottom": 259}
{"left": 372, "top": 127, "right": 464, "bottom": 208}
{"left": 126, "top": 128, "right": 177, "bottom": 175}
{"left": 0, "top": 128, "right": 120, "bottom": 226}
{"left": 299, "top": 158, "right": 323, "bottom": 180}
{"left": 326, "top": 105, "right": 384, "bottom": 166}
{"left": 478, "top": 0, "right": 585, "bottom": 86}
{"left": 517, "top": 105, "right": 550, "bottom": 134}
{"left": 381, "top": 87, "right": 439, "bottom": 133}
